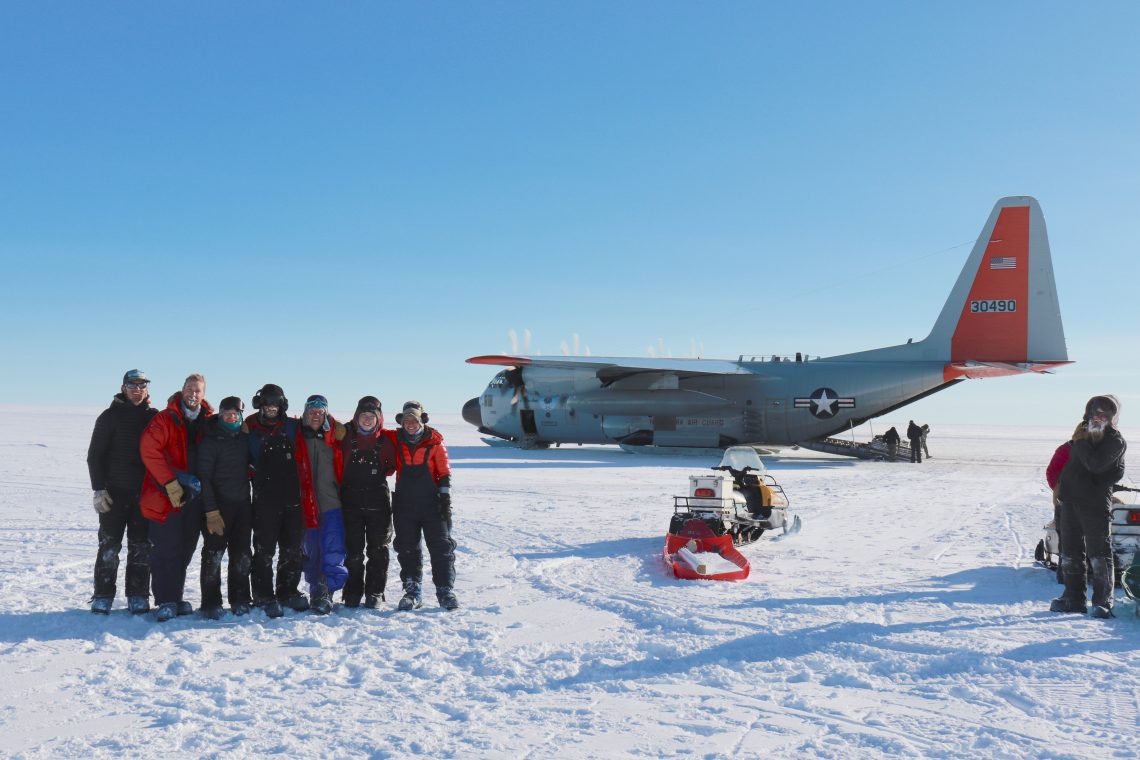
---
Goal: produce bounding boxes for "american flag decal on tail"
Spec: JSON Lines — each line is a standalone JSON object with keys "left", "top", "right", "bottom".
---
{"left": 990, "top": 256, "right": 1016, "bottom": 270}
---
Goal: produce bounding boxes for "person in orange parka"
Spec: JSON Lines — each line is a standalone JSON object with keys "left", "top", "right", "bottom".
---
{"left": 139, "top": 373, "right": 214, "bottom": 622}
{"left": 390, "top": 401, "right": 456, "bottom": 611}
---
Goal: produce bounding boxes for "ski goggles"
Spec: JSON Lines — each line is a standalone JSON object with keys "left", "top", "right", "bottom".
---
{"left": 304, "top": 395, "right": 329, "bottom": 411}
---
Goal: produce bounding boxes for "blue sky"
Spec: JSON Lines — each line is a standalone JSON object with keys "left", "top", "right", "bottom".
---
{"left": 2, "top": 3, "right": 1137, "bottom": 428}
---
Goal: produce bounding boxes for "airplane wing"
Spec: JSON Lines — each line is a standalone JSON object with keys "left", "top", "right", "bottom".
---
{"left": 466, "top": 354, "right": 753, "bottom": 381}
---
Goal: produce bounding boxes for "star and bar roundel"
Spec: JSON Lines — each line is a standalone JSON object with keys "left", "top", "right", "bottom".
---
{"left": 794, "top": 387, "right": 855, "bottom": 419}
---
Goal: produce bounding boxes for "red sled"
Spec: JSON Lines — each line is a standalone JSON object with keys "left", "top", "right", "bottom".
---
{"left": 664, "top": 518, "right": 750, "bottom": 581}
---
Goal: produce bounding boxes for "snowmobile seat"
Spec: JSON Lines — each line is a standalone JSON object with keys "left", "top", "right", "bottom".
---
{"left": 740, "top": 473, "right": 773, "bottom": 518}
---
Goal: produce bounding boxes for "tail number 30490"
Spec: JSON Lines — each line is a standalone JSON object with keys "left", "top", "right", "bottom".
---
{"left": 970, "top": 299, "right": 1017, "bottom": 313}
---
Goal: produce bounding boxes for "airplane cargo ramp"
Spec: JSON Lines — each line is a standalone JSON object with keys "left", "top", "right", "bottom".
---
{"left": 797, "top": 437, "right": 912, "bottom": 461}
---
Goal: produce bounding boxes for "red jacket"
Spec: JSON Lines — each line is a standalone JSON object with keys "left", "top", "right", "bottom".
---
{"left": 139, "top": 393, "right": 215, "bottom": 522}
{"left": 390, "top": 426, "right": 451, "bottom": 484}
{"left": 1046, "top": 441, "right": 1072, "bottom": 490}
{"left": 296, "top": 417, "right": 345, "bottom": 529}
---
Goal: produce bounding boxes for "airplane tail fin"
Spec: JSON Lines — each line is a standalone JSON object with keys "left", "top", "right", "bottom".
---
{"left": 833, "top": 197, "right": 1069, "bottom": 374}
{"left": 922, "top": 196, "right": 1068, "bottom": 367}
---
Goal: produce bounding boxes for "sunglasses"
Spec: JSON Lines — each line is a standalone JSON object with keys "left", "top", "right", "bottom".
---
{"left": 125, "top": 382, "right": 149, "bottom": 390}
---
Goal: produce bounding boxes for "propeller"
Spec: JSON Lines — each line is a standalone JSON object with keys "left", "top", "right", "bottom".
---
{"left": 507, "top": 328, "right": 532, "bottom": 355}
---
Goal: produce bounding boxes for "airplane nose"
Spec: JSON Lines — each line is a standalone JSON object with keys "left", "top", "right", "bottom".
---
{"left": 462, "top": 397, "right": 483, "bottom": 428}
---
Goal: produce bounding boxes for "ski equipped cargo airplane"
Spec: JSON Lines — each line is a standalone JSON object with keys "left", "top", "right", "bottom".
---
{"left": 462, "top": 196, "right": 1070, "bottom": 452}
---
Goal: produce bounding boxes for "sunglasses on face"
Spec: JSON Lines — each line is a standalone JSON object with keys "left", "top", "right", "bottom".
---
{"left": 126, "top": 383, "right": 149, "bottom": 390}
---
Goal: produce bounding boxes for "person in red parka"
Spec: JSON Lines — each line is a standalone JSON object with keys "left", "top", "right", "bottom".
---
{"left": 140, "top": 373, "right": 213, "bottom": 622}
{"left": 391, "top": 401, "right": 456, "bottom": 611}
{"left": 1044, "top": 422, "right": 1086, "bottom": 577}
{"left": 1046, "top": 422, "right": 1085, "bottom": 495}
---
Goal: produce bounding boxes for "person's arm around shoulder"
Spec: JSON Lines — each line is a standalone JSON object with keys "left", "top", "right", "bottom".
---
{"left": 380, "top": 434, "right": 398, "bottom": 478}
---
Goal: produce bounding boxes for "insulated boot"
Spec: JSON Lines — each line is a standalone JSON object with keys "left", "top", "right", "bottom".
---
{"left": 436, "top": 587, "right": 459, "bottom": 610}
{"left": 231, "top": 602, "right": 251, "bottom": 617}
{"left": 1090, "top": 605, "right": 1114, "bottom": 619}
{"left": 90, "top": 596, "right": 113, "bottom": 615}
{"left": 342, "top": 593, "right": 362, "bottom": 609}
{"left": 201, "top": 606, "right": 224, "bottom": 621}
{"left": 127, "top": 596, "right": 150, "bottom": 614}
{"left": 397, "top": 581, "right": 422, "bottom": 611}
{"left": 176, "top": 601, "right": 194, "bottom": 617}
{"left": 1059, "top": 555, "right": 1088, "bottom": 610}
{"left": 1049, "top": 596, "right": 1086, "bottom": 613}
{"left": 1089, "top": 556, "right": 1115, "bottom": 611}
{"left": 310, "top": 579, "right": 333, "bottom": 615}
{"left": 155, "top": 603, "right": 178, "bottom": 622}
{"left": 282, "top": 593, "right": 310, "bottom": 612}
{"left": 264, "top": 600, "right": 285, "bottom": 619}
{"left": 364, "top": 593, "right": 385, "bottom": 609}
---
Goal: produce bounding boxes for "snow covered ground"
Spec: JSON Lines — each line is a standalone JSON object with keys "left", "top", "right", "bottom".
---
{"left": 1, "top": 406, "right": 1137, "bottom": 758}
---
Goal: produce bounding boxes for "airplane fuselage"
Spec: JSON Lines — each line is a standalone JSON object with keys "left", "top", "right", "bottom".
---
{"left": 464, "top": 359, "right": 958, "bottom": 448}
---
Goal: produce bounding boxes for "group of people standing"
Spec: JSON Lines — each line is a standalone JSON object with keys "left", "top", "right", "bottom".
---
{"left": 881, "top": 420, "right": 931, "bottom": 462}
{"left": 1045, "top": 395, "right": 1127, "bottom": 619}
{"left": 86, "top": 370, "right": 456, "bottom": 621}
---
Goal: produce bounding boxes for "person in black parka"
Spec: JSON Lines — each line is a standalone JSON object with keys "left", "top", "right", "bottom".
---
{"left": 197, "top": 396, "right": 254, "bottom": 618}
{"left": 246, "top": 383, "right": 307, "bottom": 618}
{"left": 339, "top": 396, "right": 397, "bottom": 608}
{"left": 907, "top": 420, "right": 924, "bottom": 463}
{"left": 883, "top": 427, "right": 901, "bottom": 461}
{"left": 86, "top": 369, "right": 158, "bottom": 614}
{"left": 1052, "top": 395, "right": 1127, "bottom": 618}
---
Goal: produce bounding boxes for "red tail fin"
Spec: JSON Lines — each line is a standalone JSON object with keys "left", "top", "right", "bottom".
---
{"left": 950, "top": 205, "right": 1030, "bottom": 362}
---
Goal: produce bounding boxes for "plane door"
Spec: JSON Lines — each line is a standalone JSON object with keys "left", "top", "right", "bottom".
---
{"left": 762, "top": 398, "right": 788, "bottom": 443}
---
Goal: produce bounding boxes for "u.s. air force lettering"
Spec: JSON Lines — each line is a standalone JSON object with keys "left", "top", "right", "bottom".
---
{"left": 794, "top": 388, "right": 855, "bottom": 419}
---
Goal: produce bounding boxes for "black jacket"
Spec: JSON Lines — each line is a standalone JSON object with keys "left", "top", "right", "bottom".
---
{"left": 1058, "top": 427, "right": 1127, "bottom": 509}
{"left": 906, "top": 421, "right": 923, "bottom": 444}
{"left": 87, "top": 393, "right": 157, "bottom": 492}
{"left": 198, "top": 417, "right": 252, "bottom": 510}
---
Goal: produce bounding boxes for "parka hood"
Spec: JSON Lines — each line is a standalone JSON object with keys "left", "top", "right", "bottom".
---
{"left": 1085, "top": 394, "right": 1121, "bottom": 428}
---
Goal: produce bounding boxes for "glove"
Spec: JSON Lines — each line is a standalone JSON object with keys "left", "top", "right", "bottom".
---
{"left": 93, "top": 490, "right": 113, "bottom": 514}
{"left": 205, "top": 510, "right": 225, "bottom": 536}
{"left": 163, "top": 480, "right": 186, "bottom": 510}
{"left": 1073, "top": 423, "right": 1089, "bottom": 441}
{"left": 438, "top": 490, "right": 452, "bottom": 521}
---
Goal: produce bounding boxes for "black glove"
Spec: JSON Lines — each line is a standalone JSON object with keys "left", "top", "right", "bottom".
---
{"left": 438, "top": 491, "right": 452, "bottom": 521}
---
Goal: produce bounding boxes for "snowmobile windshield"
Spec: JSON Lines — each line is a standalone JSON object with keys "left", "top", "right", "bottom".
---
{"left": 719, "top": 446, "right": 766, "bottom": 475}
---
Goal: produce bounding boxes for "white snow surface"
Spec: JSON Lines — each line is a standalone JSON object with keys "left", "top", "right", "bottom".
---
{"left": 1, "top": 406, "right": 1138, "bottom": 759}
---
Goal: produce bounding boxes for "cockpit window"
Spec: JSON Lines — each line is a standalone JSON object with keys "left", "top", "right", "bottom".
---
{"left": 488, "top": 371, "right": 512, "bottom": 388}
